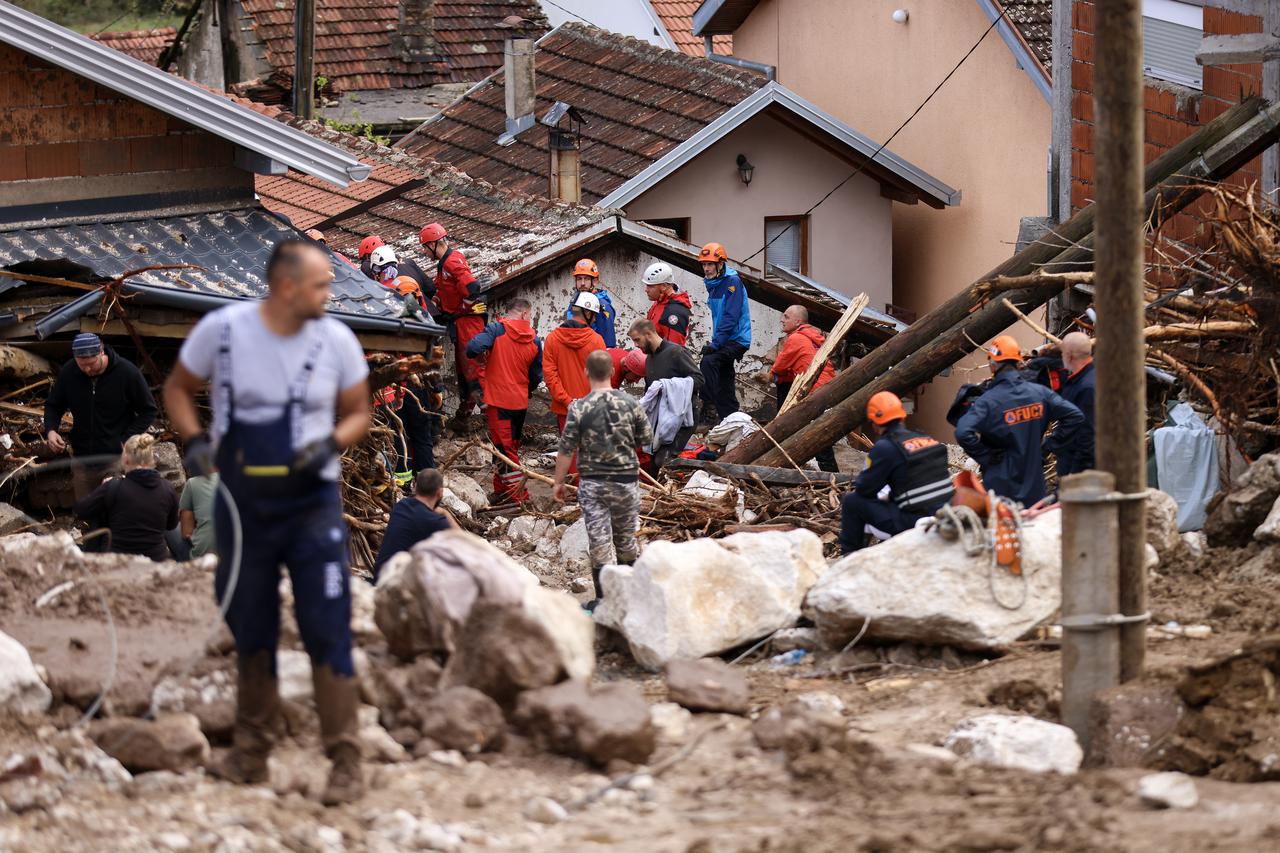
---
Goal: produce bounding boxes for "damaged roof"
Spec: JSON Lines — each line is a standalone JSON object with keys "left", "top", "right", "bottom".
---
{"left": 649, "top": 0, "right": 731, "bottom": 56}
{"left": 0, "top": 207, "right": 440, "bottom": 337}
{"left": 88, "top": 27, "right": 176, "bottom": 66}
{"left": 397, "top": 22, "right": 766, "bottom": 203}
{"left": 234, "top": 0, "right": 549, "bottom": 98}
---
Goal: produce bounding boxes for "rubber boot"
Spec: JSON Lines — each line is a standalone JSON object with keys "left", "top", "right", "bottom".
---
{"left": 208, "top": 650, "right": 277, "bottom": 784}
{"left": 313, "top": 664, "right": 364, "bottom": 806}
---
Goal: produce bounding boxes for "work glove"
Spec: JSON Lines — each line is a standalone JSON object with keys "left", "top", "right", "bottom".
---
{"left": 470, "top": 302, "right": 488, "bottom": 315}
{"left": 184, "top": 435, "right": 215, "bottom": 477}
{"left": 294, "top": 435, "right": 339, "bottom": 479}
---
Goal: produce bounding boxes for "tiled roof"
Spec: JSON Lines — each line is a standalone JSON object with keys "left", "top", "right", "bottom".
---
{"left": 398, "top": 22, "right": 765, "bottom": 203}
{"left": 650, "top": 0, "right": 731, "bottom": 56}
{"left": 259, "top": 120, "right": 610, "bottom": 280}
{"left": 237, "top": 0, "right": 549, "bottom": 95}
{"left": 997, "top": 0, "right": 1051, "bottom": 75}
{"left": 88, "top": 27, "right": 176, "bottom": 66}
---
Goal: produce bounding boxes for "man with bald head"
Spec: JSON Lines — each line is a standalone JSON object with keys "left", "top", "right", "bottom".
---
{"left": 1056, "top": 331, "right": 1096, "bottom": 477}
{"left": 768, "top": 304, "right": 838, "bottom": 472}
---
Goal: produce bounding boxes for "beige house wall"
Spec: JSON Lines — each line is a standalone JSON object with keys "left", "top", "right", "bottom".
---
{"left": 623, "top": 112, "right": 894, "bottom": 313}
{"left": 731, "top": 0, "right": 1052, "bottom": 436}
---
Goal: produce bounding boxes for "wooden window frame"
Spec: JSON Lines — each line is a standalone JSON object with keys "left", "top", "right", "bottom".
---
{"left": 763, "top": 214, "right": 810, "bottom": 276}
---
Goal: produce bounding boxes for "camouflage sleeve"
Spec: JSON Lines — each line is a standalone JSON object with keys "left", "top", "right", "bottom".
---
{"left": 631, "top": 398, "right": 654, "bottom": 448}
{"left": 558, "top": 401, "right": 582, "bottom": 455}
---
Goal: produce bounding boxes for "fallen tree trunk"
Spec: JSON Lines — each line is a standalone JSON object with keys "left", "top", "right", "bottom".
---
{"left": 0, "top": 345, "right": 52, "bottom": 382}
{"left": 751, "top": 97, "right": 1280, "bottom": 468}
{"left": 1142, "top": 320, "right": 1255, "bottom": 341}
{"left": 723, "top": 96, "right": 1269, "bottom": 467}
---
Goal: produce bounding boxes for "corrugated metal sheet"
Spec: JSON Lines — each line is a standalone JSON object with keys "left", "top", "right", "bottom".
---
{"left": 398, "top": 22, "right": 765, "bottom": 203}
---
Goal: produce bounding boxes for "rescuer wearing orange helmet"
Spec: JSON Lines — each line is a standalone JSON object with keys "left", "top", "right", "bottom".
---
{"left": 564, "top": 258, "right": 617, "bottom": 347}
{"left": 697, "top": 242, "right": 751, "bottom": 422}
{"left": 839, "top": 391, "right": 954, "bottom": 554}
{"left": 420, "top": 222, "right": 486, "bottom": 429}
{"left": 954, "top": 335, "right": 1086, "bottom": 506}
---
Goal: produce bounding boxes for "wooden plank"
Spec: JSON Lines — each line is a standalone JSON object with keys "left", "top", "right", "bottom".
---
{"left": 0, "top": 401, "right": 43, "bottom": 417}
{"left": 84, "top": 318, "right": 196, "bottom": 340}
{"left": 667, "top": 457, "right": 857, "bottom": 486}
{"left": 1197, "top": 33, "right": 1280, "bottom": 66}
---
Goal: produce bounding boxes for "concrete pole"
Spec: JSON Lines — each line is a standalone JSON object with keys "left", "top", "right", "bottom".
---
{"left": 1059, "top": 471, "right": 1120, "bottom": 747}
{"left": 293, "top": 0, "right": 316, "bottom": 119}
{"left": 1092, "top": 0, "right": 1147, "bottom": 681}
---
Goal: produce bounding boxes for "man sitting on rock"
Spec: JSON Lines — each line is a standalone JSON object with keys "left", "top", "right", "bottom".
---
{"left": 839, "top": 392, "right": 954, "bottom": 554}
{"left": 552, "top": 350, "right": 653, "bottom": 613}
{"left": 373, "top": 468, "right": 456, "bottom": 581}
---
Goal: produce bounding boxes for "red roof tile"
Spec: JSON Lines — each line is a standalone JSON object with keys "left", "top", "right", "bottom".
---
{"left": 650, "top": 0, "right": 731, "bottom": 56}
{"left": 89, "top": 27, "right": 177, "bottom": 66}
{"left": 397, "top": 22, "right": 764, "bottom": 203}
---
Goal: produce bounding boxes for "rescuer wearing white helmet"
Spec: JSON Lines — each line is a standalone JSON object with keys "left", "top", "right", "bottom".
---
{"left": 641, "top": 261, "right": 692, "bottom": 346}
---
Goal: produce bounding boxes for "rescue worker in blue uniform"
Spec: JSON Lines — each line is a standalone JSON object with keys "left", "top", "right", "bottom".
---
{"left": 164, "top": 240, "right": 372, "bottom": 806}
{"left": 1054, "top": 331, "right": 1096, "bottom": 478}
{"left": 955, "top": 335, "right": 1086, "bottom": 506}
{"left": 839, "top": 391, "right": 954, "bottom": 554}
{"left": 563, "top": 258, "right": 617, "bottom": 347}
{"left": 697, "top": 242, "right": 752, "bottom": 420}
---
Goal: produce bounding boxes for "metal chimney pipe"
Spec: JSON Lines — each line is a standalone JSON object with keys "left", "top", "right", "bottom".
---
{"left": 703, "top": 36, "right": 775, "bottom": 81}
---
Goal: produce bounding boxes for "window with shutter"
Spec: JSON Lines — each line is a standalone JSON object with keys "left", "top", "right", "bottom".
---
{"left": 1142, "top": 0, "right": 1203, "bottom": 90}
{"left": 764, "top": 216, "right": 808, "bottom": 275}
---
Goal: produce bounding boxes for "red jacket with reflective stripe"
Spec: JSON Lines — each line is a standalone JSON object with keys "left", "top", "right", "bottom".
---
{"left": 434, "top": 249, "right": 479, "bottom": 317}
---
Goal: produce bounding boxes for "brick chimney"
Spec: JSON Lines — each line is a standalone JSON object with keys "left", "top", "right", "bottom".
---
{"left": 395, "top": 0, "right": 441, "bottom": 63}
{"left": 503, "top": 35, "right": 536, "bottom": 135}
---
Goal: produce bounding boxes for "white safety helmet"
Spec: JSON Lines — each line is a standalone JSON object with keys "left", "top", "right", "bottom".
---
{"left": 370, "top": 245, "right": 398, "bottom": 267}
{"left": 573, "top": 291, "right": 601, "bottom": 315}
{"left": 642, "top": 261, "right": 676, "bottom": 287}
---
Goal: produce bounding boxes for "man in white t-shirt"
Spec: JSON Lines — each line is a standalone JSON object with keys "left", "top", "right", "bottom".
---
{"left": 163, "top": 240, "right": 371, "bottom": 806}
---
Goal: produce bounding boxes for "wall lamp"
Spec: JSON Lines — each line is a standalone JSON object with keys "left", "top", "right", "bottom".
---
{"left": 736, "top": 154, "right": 754, "bottom": 187}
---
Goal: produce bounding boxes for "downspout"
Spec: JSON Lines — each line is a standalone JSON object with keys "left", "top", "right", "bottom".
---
{"left": 703, "top": 36, "right": 775, "bottom": 81}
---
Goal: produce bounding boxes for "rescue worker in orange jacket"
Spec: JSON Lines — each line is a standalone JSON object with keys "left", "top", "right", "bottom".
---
{"left": 840, "top": 392, "right": 954, "bottom": 553}
{"left": 768, "top": 305, "right": 839, "bottom": 472}
{"left": 544, "top": 293, "right": 607, "bottom": 433}
{"left": 466, "top": 298, "right": 543, "bottom": 501}
{"left": 641, "top": 262, "right": 692, "bottom": 346}
{"left": 421, "top": 223, "right": 486, "bottom": 429}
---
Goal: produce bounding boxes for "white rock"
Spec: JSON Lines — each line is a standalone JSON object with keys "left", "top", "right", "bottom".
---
{"left": 558, "top": 518, "right": 590, "bottom": 564}
{"left": 508, "top": 516, "right": 554, "bottom": 549}
{"left": 1137, "top": 771, "right": 1199, "bottom": 810}
{"left": 943, "top": 713, "right": 1082, "bottom": 775}
{"left": 439, "top": 489, "right": 473, "bottom": 520}
{"left": 1255, "top": 493, "right": 1280, "bottom": 543}
{"left": 428, "top": 750, "right": 467, "bottom": 768}
{"left": 649, "top": 702, "right": 692, "bottom": 743}
{"left": 524, "top": 796, "right": 569, "bottom": 824}
{"left": 517, "top": 584, "right": 596, "bottom": 681}
{"left": 350, "top": 578, "right": 378, "bottom": 640}
{"left": 904, "top": 743, "right": 960, "bottom": 764}
{"left": 156, "top": 832, "right": 192, "bottom": 850}
{"left": 772, "top": 627, "right": 823, "bottom": 653}
{"left": 534, "top": 538, "right": 560, "bottom": 559}
{"left": 805, "top": 511, "right": 1063, "bottom": 650}
{"left": 1145, "top": 543, "right": 1159, "bottom": 572}
{"left": 570, "top": 576, "right": 592, "bottom": 594}
{"left": 596, "top": 529, "right": 827, "bottom": 669}
{"left": 792, "top": 691, "right": 845, "bottom": 716}
{"left": 0, "top": 630, "right": 52, "bottom": 714}
{"left": 444, "top": 473, "right": 489, "bottom": 513}
{"left": 277, "top": 650, "right": 313, "bottom": 704}
{"left": 358, "top": 706, "right": 409, "bottom": 763}
{"left": 1146, "top": 489, "right": 1183, "bottom": 559}
{"left": 1181, "top": 531, "right": 1205, "bottom": 557}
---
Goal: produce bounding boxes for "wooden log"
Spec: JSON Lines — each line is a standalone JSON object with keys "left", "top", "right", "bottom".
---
{"left": 1142, "top": 320, "right": 1254, "bottom": 341}
{"left": 754, "top": 97, "right": 1280, "bottom": 467}
{"left": 723, "top": 96, "right": 1271, "bottom": 467}
{"left": 665, "top": 457, "right": 857, "bottom": 486}
{"left": 0, "top": 345, "right": 52, "bottom": 382}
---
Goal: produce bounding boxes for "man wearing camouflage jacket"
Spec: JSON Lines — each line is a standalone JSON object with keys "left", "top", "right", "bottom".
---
{"left": 553, "top": 350, "right": 654, "bottom": 613}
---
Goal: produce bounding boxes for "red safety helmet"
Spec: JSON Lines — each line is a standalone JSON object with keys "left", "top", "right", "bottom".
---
{"left": 620, "top": 349, "right": 646, "bottom": 378}
{"left": 358, "top": 235, "right": 385, "bottom": 258}
{"left": 573, "top": 258, "right": 599, "bottom": 279}
{"left": 698, "top": 242, "right": 727, "bottom": 263}
{"left": 419, "top": 223, "right": 447, "bottom": 244}
{"left": 986, "top": 334, "right": 1023, "bottom": 364}
{"left": 866, "top": 391, "right": 907, "bottom": 426}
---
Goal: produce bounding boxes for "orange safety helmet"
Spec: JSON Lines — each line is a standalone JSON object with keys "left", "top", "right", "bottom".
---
{"left": 393, "top": 275, "right": 422, "bottom": 297}
{"left": 358, "top": 235, "right": 385, "bottom": 258}
{"left": 698, "top": 242, "right": 727, "bottom": 263}
{"left": 866, "top": 391, "right": 907, "bottom": 426}
{"left": 305, "top": 228, "right": 326, "bottom": 243}
{"left": 419, "top": 223, "right": 447, "bottom": 244}
{"left": 573, "top": 258, "right": 599, "bottom": 279}
{"left": 986, "top": 334, "right": 1023, "bottom": 363}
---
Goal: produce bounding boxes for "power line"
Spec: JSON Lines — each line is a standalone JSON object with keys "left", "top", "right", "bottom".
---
{"left": 541, "top": 0, "right": 601, "bottom": 28}
{"left": 740, "top": 7, "right": 1010, "bottom": 268}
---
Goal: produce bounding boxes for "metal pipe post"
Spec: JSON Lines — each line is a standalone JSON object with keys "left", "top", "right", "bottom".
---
{"left": 1059, "top": 470, "right": 1121, "bottom": 748}
{"left": 293, "top": 0, "right": 316, "bottom": 119}
{"left": 1092, "top": 0, "right": 1148, "bottom": 680}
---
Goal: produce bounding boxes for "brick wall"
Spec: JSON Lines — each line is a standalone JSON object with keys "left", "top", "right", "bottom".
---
{"left": 0, "top": 43, "right": 235, "bottom": 184}
{"left": 1071, "top": 1, "right": 1263, "bottom": 241}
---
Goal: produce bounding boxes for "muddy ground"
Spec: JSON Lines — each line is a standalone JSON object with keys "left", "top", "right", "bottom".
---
{"left": 2, "top": 491, "right": 1279, "bottom": 851}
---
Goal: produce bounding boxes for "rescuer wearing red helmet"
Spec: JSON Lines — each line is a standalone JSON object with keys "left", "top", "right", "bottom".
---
{"left": 954, "top": 335, "right": 1086, "bottom": 506}
{"left": 563, "top": 258, "right": 617, "bottom": 347}
{"left": 420, "top": 222, "right": 486, "bottom": 429}
{"left": 838, "top": 391, "right": 954, "bottom": 554}
{"left": 357, "top": 236, "right": 385, "bottom": 281}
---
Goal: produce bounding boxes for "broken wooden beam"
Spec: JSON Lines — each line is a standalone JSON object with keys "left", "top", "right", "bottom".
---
{"left": 666, "top": 457, "right": 857, "bottom": 486}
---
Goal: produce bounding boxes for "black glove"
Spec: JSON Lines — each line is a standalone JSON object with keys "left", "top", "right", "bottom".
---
{"left": 294, "top": 435, "right": 339, "bottom": 478}
{"left": 183, "top": 435, "right": 215, "bottom": 477}
{"left": 701, "top": 344, "right": 715, "bottom": 356}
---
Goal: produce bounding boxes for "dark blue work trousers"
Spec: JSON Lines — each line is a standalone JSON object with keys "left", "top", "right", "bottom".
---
{"left": 839, "top": 493, "right": 924, "bottom": 555}
{"left": 700, "top": 341, "right": 748, "bottom": 419}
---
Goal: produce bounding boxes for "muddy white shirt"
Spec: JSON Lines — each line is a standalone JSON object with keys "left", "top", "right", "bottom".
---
{"left": 178, "top": 301, "right": 368, "bottom": 481}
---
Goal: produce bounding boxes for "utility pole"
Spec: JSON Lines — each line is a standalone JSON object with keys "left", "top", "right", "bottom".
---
{"left": 1092, "top": 0, "right": 1147, "bottom": 680}
{"left": 294, "top": 0, "right": 316, "bottom": 119}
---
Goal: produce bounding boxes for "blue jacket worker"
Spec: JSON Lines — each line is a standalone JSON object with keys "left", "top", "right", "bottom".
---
{"left": 563, "top": 258, "right": 617, "bottom": 347}
{"left": 1054, "top": 332, "right": 1096, "bottom": 478}
{"left": 373, "top": 468, "right": 455, "bottom": 580}
{"left": 164, "top": 239, "right": 372, "bottom": 807}
{"left": 955, "top": 335, "right": 1086, "bottom": 507}
{"left": 840, "top": 392, "right": 954, "bottom": 554}
{"left": 697, "top": 242, "right": 751, "bottom": 420}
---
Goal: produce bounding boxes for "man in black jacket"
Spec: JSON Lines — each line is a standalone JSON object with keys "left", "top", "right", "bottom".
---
{"left": 44, "top": 333, "right": 157, "bottom": 498}
{"left": 628, "top": 319, "right": 704, "bottom": 472}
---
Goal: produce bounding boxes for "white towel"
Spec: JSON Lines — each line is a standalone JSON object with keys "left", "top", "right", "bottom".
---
{"left": 639, "top": 377, "right": 696, "bottom": 452}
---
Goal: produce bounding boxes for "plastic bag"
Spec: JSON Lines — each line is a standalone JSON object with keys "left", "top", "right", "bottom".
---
{"left": 1153, "top": 403, "right": 1218, "bottom": 531}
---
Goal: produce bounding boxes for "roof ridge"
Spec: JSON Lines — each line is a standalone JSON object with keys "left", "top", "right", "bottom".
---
{"left": 90, "top": 26, "right": 178, "bottom": 38}
{"left": 551, "top": 21, "right": 760, "bottom": 90}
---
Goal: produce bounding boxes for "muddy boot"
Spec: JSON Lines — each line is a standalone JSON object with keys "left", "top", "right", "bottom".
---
{"left": 208, "top": 650, "right": 278, "bottom": 784}
{"left": 313, "top": 664, "right": 364, "bottom": 806}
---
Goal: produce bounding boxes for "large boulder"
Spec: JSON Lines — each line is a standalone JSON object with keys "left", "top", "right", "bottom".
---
{"left": 1146, "top": 489, "right": 1182, "bottom": 562}
{"left": 514, "top": 679, "right": 656, "bottom": 766}
{"left": 443, "top": 473, "right": 489, "bottom": 513}
{"left": 805, "top": 511, "right": 1062, "bottom": 650}
{"left": 595, "top": 529, "right": 826, "bottom": 669}
{"left": 1205, "top": 451, "right": 1280, "bottom": 547}
{"left": 664, "top": 658, "right": 750, "bottom": 715}
{"left": 0, "top": 630, "right": 52, "bottom": 715}
{"left": 90, "top": 713, "right": 210, "bottom": 773}
{"left": 558, "top": 518, "right": 590, "bottom": 565}
{"left": 0, "top": 502, "right": 39, "bottom": 536}
{"left": 944, "top": 713, "right": 1082, "bottom": 775}
{"left": 416, "top": 687, "right": 506, "bottom": 752}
